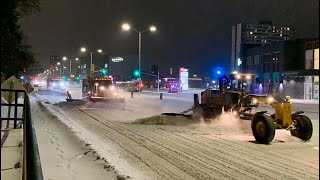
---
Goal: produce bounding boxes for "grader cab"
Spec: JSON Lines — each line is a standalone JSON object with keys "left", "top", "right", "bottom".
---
{"left": 196, "top": 73, "right": 313, "bottom": 143}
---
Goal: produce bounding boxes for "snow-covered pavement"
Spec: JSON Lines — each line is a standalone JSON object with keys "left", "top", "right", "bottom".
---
{"left": 32, "top": 88, "right": 319, "bottom": 180}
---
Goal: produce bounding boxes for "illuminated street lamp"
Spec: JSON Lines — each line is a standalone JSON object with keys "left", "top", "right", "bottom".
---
{"left": 122, "top": 22, "right": 157, "bottom": 94}
{"left": 80, "top": 47, "right": 103, "bottom": 76}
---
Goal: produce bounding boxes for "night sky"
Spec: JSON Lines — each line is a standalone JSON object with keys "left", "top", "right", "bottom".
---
{"left": 22, "top": 0, "right": 319, "bottom": 76}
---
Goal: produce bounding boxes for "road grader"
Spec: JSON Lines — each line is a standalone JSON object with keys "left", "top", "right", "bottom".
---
{"left": 164, "top": 73, "right": 313, "bottom": 144}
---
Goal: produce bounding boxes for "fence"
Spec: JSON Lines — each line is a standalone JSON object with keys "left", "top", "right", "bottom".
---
{"left": 1, "top": 89, "right": 43, "bottom": 180}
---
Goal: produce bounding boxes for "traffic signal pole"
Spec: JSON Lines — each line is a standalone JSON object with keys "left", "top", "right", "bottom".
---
{"left": 140, "top": 71, "right": 160, "bottom": 92}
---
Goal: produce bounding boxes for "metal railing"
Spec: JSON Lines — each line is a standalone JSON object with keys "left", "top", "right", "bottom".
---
{"left": 1, "top": 89, "right": 43, "bottom": 180}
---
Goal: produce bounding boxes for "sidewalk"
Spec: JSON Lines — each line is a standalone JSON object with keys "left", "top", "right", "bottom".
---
{"left": 1, "top": 128, "right": 23, "bottom": 180}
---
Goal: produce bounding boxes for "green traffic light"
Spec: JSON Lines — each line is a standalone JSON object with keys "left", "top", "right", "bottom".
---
{"left": 102, "top": 69, "right": 107, "bottom": 74}
{"left": 133, "top": 69, "right": 139, "bottom": 77}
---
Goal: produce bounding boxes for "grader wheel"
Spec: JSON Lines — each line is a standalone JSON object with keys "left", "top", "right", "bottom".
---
{"left": 290, "top": 115, "right": 313, "bottom": 141}
{"left": 251, "top": 114, "right": 275, "bottom": 144}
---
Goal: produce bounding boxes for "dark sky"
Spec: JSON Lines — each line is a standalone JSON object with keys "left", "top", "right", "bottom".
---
{"left": 22, "top": 0, "right": 319, "bottom": 75}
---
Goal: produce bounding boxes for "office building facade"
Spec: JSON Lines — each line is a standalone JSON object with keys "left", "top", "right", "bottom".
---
{"left": 231, "top": 21, "right": 294, "bottom": 73}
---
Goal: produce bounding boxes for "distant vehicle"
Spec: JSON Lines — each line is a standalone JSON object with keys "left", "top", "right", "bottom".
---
{"left": 32, "top": 79, "right": 46, "bottom": 87}
{"left": 168, "top": 82, "right": 180, "bottom": 93}
{"left": 47, "top": 78, "right": 66, "bottom": 89}
{"left": 129, "top": 80, "right": 144, "bottom": 92}
{"left": 116, "top": 80, "right": 144, "bottom": 92}
{"left": 165, "top": 80, "right": 179, "bottom": 88}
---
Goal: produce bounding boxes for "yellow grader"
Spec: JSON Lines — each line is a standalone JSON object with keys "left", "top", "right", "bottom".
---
{"left": 164, "top": 73, "right": 313, "bottom": 144}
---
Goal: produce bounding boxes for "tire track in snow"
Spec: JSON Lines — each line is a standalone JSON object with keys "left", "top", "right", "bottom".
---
{"left": 88, "top": 109, "right": 318, "bottom": 179}
{"left": 50, "top": 105, "right": 319, "bottom": 180}
{"left": 62, "top": 108, "right": 195, "bottom": 180}
{"left": 75, "top": 109, "right": 319, "bottom": 180}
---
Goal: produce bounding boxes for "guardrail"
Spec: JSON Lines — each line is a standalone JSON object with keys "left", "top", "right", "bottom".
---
{"left": 1, "top": 89, "right": 43, "bottom": 180}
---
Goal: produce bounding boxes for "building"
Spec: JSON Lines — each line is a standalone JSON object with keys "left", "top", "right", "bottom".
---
{"left": 245, "top": 39, "right": 319, "bottom": 100}
{"left": 231, "top": 21, "right": 294, "bottom": 73}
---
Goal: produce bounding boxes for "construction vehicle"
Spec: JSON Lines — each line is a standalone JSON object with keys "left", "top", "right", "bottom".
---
{"left": 82, "top": 76, "right": 124, "bottom": 102}
{"left": 47, "top": 77, "right": 66, "bottom": 89}
{"left": 163, "top": 73, "right": 313, "bottom": 144}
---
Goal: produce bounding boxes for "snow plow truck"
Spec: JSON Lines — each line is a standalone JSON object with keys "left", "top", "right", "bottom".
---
{"left": 82, "top": 76, "right": 124, "bottom": 102}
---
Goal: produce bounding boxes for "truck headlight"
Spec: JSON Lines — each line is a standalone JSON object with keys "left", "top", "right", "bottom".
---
{"left": 99, "top": 86, "right": 105, "bottom": 90}
{"left": 267, "top": 96, "right": 274, "bottom": 103}
{"left": 252, "top": 98, "right": 258, "bottom": 104}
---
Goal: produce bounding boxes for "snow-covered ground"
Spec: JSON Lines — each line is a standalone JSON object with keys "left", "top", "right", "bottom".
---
{"left": 32, "top": 88, "right": 319, "bottom": 180}
{"left": 29, "top": 95, "right": 127, "bottom": 180}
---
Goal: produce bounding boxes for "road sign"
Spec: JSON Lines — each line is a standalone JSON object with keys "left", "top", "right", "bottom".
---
{"left": 1, "top": 76, "right": 26, "bottom": 104}
{"left": 91, "top": 64, "right": 95, "bottom": 72}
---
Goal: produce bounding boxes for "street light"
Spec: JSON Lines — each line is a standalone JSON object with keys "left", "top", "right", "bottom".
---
{"left": 81, "top": 47, "right": 86, "bottom": 52}
{"left": 62, "top": 56, "right": 80, "bottom": 77}
{"left": 80, "top": 47, "right": 103, "bottom": 77}
{"left": 122, "top": 22, "right": 157, "bottom": 94}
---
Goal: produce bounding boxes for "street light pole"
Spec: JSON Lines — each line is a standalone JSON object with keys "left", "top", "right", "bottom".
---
{"left": 69, "top": 60, "right": 72, "bottom": 77}
{"left": 90, "top": 52, "right": 93, "bottom": 77}
{"left": 138, "top": 32, "right": 141, "bottom": 94}
{"left": 157, "top": 71, "right": 160, "bottom": 92}
{"left": 122, "top": 23, "right": 157, "bottom": 95}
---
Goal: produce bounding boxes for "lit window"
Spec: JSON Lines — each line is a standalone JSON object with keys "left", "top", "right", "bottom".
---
{"left": 287, "top": 27, "right": 290, "bottom": 30}
{"left": 280, "top": 34, "right": 282, "bottom": 37}
{"left": 250, "top": 32, "right": 253, "bottom": 34}
{"left": 314, "top": 48, "right": 319, "bottom": 69}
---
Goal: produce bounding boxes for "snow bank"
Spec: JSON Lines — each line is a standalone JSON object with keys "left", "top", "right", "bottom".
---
{"left": 133, "top": 115, "right": 198, "bottom": 126}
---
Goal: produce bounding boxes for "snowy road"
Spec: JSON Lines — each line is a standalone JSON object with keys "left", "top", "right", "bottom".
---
{"left": 33, "top": 89, "right": 319, "bottom": 180}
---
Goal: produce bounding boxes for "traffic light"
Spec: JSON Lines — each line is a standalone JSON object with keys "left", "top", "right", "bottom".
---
{"left": 133, "top": 69, "right": 140, "bottom": 77}
{"left": 102, "top": 69, "right": 107, "bottom": 75}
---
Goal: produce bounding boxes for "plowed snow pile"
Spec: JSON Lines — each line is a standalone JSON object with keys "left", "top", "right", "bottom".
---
{"left": 208, "top": 112, "right": 250, "bottom": 133}
{"left": 133, "top": 115, "right": 199, "bottom": 126}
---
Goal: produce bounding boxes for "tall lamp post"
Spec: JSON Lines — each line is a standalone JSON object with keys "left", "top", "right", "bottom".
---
{"left": 62, "top": 56, "right": 79, "bottom": 77}
{"left": 80, "top": 47, "right": 103, "bottom": 77}
{"left": 121, "top": 23, "right": 157, "bottom": 94}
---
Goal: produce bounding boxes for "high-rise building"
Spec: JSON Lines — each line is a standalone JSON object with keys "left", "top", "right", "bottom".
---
{"left": 231, "top": 21, "right": 294, "bottom": 72}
